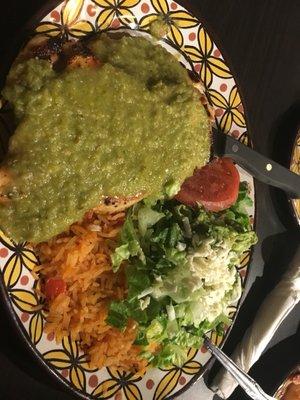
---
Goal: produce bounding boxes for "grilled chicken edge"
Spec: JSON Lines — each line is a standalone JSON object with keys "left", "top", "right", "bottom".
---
{"left": 0, "top": 34, "right": 214, "bottom": 215}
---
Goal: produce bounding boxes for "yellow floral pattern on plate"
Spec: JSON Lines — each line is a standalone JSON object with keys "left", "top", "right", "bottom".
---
{"left": 92, "top": 368, "right": 144, "bottom": 399}
{"left": 153, "top": 348, "right": 201, "bottom": 400}
{"left": 0, "top": 232, "right": 45, "bottom": 345}
{"left": 207, "top": 86, "right": 246, "bottom": 133}
{"left": 184, "top": 26, "right": 232, "bottom": 88}
{"left": 44, "top": 336, "right": 97, "bottom": 391}
{"left": 0, "top": 0, "right": 255, "bottom": 399}
{"left": 139, "top": 0, "right": 198, "bottom": 48}
{"left": 93, "top": 0, "right": 140, "bottom": 30}
{"left": 36, "top": 0, "right": 94, "bottom": 38}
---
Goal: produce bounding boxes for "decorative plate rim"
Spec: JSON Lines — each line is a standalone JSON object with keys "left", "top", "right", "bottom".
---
{"left": 273, "top": 365, "right": 300, "bottom": 398}
{"left": 0, "top": 1, "right": 257, "bottom": 399}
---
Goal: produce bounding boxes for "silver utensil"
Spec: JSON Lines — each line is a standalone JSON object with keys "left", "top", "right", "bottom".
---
{"left": 213, "top": 127, "right": 300, "bottom": 198}
{"left": 204, "top": 336, "right": 277, "bottom": 400}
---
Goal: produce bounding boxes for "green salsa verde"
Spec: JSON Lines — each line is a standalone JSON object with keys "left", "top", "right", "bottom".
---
{"left": 0, "top": 34, "right": 210, "bottom": 243}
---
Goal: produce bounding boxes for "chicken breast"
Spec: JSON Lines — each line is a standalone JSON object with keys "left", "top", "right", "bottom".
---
{"left": 0, "top": 33, "right": 213, "bottom": 234}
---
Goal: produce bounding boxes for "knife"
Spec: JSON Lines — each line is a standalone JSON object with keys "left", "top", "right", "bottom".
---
{"left": 212, "top": 127, "right": 300, "bottom": 198}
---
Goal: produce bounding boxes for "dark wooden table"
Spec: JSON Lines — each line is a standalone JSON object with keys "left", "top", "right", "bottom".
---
{"left": 0, "top": 1, "right": 299, "bottom": 399}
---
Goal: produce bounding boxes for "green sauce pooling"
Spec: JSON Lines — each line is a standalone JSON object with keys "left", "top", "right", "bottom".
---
{"left": 0, "top": 34, "right": 210, "bottom": 243}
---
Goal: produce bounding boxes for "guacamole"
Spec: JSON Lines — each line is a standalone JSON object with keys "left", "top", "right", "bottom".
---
{"left": 0, "top": 34, "right": 210, "bottom": 243}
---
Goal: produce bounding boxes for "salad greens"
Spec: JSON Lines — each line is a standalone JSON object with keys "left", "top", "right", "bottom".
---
{"left": 107, "top": 183, "right": 257, "bottom": 367}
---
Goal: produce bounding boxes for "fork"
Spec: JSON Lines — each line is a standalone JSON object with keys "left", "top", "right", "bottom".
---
{"left": 204, "top": 336, "right": 276, "bottom": 400}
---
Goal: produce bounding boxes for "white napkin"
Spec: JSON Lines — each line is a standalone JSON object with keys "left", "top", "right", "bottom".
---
{"left": 211, "top": 245, "right": 300, "bottom": 399}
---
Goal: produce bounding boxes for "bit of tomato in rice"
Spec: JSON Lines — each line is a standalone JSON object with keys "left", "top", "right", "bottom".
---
{"left": 34, "top": 210, "right": 147, "bottom": 372}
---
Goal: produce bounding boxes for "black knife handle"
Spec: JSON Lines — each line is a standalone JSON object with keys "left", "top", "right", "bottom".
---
{"left": 219, "top": 133, "right": 300, "bottom": 199}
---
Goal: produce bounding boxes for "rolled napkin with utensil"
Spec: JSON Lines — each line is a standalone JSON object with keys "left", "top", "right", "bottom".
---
{"left": 211, "top": 245, "right": 300, "bottom": 399}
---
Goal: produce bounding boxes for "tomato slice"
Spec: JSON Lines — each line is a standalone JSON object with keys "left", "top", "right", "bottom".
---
{"left": 45, "top": 278, "right": 66, "bottom": 301}
{"left": 175, "top": 157, "right": 240, "bottom": 212}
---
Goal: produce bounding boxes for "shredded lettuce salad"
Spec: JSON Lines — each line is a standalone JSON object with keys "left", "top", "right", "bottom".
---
{"left": 106, "top": 183, "right": 257, "bottom": 367}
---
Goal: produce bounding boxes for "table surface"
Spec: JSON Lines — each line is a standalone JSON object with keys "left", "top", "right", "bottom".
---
{"left": 0, "top": 1, "right": 299, "bottom": 399}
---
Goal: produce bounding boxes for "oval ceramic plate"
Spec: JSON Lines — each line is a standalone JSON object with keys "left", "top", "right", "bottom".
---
{"left": 274, "top": 366, "right": 300, "bottom": 399}
{"left": 0, "top": 1, "right": 255, "bottom": 399}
